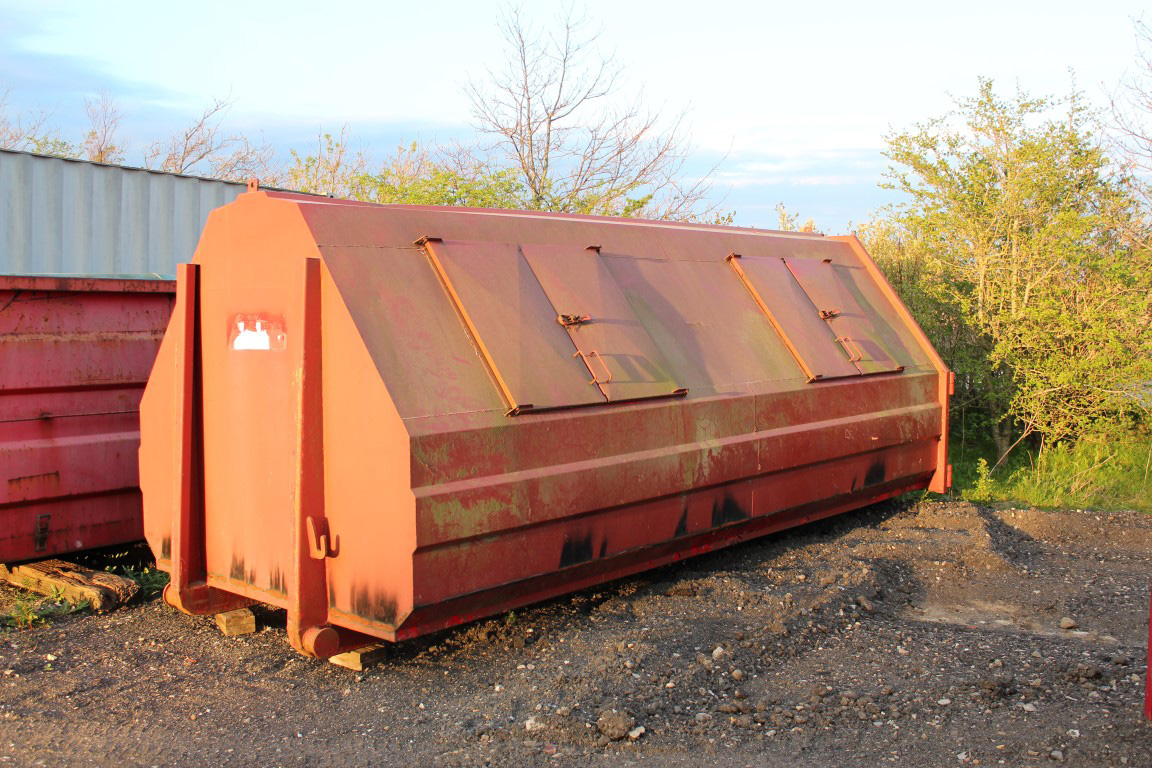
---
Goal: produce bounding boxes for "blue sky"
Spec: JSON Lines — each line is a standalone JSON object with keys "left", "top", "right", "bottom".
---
{"left": 1, "top": 1, "right": 1148, "bottom": 230}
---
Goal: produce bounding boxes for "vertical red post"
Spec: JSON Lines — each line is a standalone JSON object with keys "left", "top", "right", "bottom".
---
{"left": 1145, "top": 581, "right": 1151, "bottom": 720}
{"left": 283, "top": 258, "right": 377, "bottom": 658}
{"left": 161, "top": 263, "right": 251, "bottom": 616}
{"left": 286, "top": 258, "right": 338, "bottom": 657}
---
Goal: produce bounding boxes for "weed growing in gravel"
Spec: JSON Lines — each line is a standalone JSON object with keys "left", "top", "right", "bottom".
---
{"left": 106, "top": 565, "right": 169, "bottom": 599}
{"left": 0, "top": 592, "right": 91, "bottom": 630}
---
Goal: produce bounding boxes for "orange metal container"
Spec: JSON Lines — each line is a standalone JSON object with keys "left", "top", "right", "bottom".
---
{"left": 1, "top": 275, "right": 174, "bottom": 562}
{"left": 140, "top": 188, "right": 951, "bottom": 658}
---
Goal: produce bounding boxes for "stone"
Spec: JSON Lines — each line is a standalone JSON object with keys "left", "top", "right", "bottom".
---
{"left": 597, "top": 710, "right": 635, "bottom": 740}
{"left": 1059, "top": 617, "right": 1078, "bottom": 630}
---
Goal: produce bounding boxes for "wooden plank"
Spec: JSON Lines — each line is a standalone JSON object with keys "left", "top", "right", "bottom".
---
{"left": 328, "top": 644, "right": 389, "bottom": 672}
{"left": 215, "top": 607, "right": 256, "bottom": 636}
{"left": 0, "top": 559, "right": 138, "bottom": 611}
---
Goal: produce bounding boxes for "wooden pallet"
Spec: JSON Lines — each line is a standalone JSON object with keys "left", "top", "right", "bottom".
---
{"left": 0, "top": 559, "right": 139, "bottom": 611}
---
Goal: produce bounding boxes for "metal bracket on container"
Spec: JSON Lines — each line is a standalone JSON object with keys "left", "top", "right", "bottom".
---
{"left": 818, "top": 309, "right": 840, "bottom": 319}
{"left": 34, "top": 514, "right": 50, "bottom": 552}
{"left": 414, "top": 235, "right": 443, "bottom": 246}
{"left": 558, "top": 313, "right": 591, "bottom": 327}
{"left": 725, "top": 252, "right": 741, "bottom": 262}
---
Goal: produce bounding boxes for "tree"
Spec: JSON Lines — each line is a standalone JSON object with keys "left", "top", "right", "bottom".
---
{"left": 774, "top": 203, "right": 815, "bottom": 232}
{"left": 143, "top": 97, "right": 274, "bottom": 181}
{"left": 358, "top": 141, "right": 524, "bottom": 208}
{"left": 857, "top": 218, "right": 1013, "bottom": 457}
{"left": 466, "top": 6, "right": 723, "bottom": 221}
{"left": 1111, "top": 20, "right": 1152, "bottom": 197}
{"left": 81, "top": 92, "right": 125, "bottom": 164}
{"left": 881, "top": 79, "right": 1152, "bottom": 458}
{"left": 279, "top": 126, "right": 369, "bottom": 197}
{"left": 0, "top": 88, "right": 74, "bottom": 156}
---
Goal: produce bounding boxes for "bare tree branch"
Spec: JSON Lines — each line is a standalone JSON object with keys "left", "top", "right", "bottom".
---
{"left": 143, "top": 97, "right": 274, "bottom": 181}
{"left": 81, "top": 92, "right": 125, "bottom": 164}
{"left": 0, "top": 87, "right": 74, "bottom": 156}
{"left": 466, "top": 5, "right": 725, "bottom": 221}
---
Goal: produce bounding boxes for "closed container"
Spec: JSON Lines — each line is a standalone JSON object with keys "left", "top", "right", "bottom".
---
{"left": 1, "top": 275, "right": 174, "bottom": 562}
{"left": 140, "top": 189, "right": 951, "bottom": 658}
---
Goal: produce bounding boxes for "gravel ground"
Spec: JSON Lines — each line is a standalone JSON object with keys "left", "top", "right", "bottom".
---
{"left": 0, "top": 499, "right": 1149, "bottom": 767}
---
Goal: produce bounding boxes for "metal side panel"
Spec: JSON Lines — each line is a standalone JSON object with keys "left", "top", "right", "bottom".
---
{"left": 521, "top": 244, "right": 684, "bottom": 402}
{"left": 727, "top": 255, "right": 860, "bottom": 381}
{"left": 783, "top": 258, "right": 905, "bottom": 375}
{"left": 422, "top": 239, "right": 605, "bottom": 412}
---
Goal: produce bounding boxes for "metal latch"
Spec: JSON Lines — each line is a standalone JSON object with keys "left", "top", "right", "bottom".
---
{"left": 558, "top": 313, "right": 591, "bottom": 327}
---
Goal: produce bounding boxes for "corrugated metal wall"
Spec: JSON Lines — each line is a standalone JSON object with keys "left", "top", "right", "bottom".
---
{"left": 0, "top": 149, "right": 248, "bottom": 276}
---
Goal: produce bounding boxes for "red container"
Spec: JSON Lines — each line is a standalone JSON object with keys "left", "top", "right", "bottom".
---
{"left": 141, "top": 190, "right": 951, "bottom": 658}
{"left": 1, "top": 275, "right": 174, "bottom": 562}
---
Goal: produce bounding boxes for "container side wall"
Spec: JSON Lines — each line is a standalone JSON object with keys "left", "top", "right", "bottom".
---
{"left": 193, "top": 196, "right": 323, "bottom": 603}
{"left": 0, "top": 148, "right": 246, "bottom": 275}
{"left": 1, "top": 279, "right": 173, "bottom": 562}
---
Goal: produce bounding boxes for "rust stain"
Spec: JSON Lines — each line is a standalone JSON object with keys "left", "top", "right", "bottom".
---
{"left": 7, "top": 471, "right": 60, "bottom": 490}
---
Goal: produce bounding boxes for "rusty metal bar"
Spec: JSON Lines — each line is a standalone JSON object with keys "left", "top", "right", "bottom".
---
{"left": 161, "top": 263, "right": 250, "bottom": 616}
{"left": 725, "top": 253, "right": 823, "bottom": 383}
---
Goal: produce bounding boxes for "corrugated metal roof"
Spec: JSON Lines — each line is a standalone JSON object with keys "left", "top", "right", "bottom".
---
{"left": 0, "top": 148, "right": 251, "bottom": 276}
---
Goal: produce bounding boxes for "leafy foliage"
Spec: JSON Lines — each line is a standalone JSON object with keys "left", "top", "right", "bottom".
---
{"left": 872, "top": 79, "right": 1152, "bottom": 458}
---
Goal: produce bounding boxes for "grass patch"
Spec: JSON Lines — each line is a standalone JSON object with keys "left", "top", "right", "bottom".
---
{"left": 949, "top": 437, "right": 1152, "bottom": 512}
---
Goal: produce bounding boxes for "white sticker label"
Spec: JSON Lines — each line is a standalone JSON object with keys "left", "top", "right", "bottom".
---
{"left": 233, "top": 320, "right": 271, "bottom": 350}
{"left": 230, "top": 314, "right": 286, "bottom": 351}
